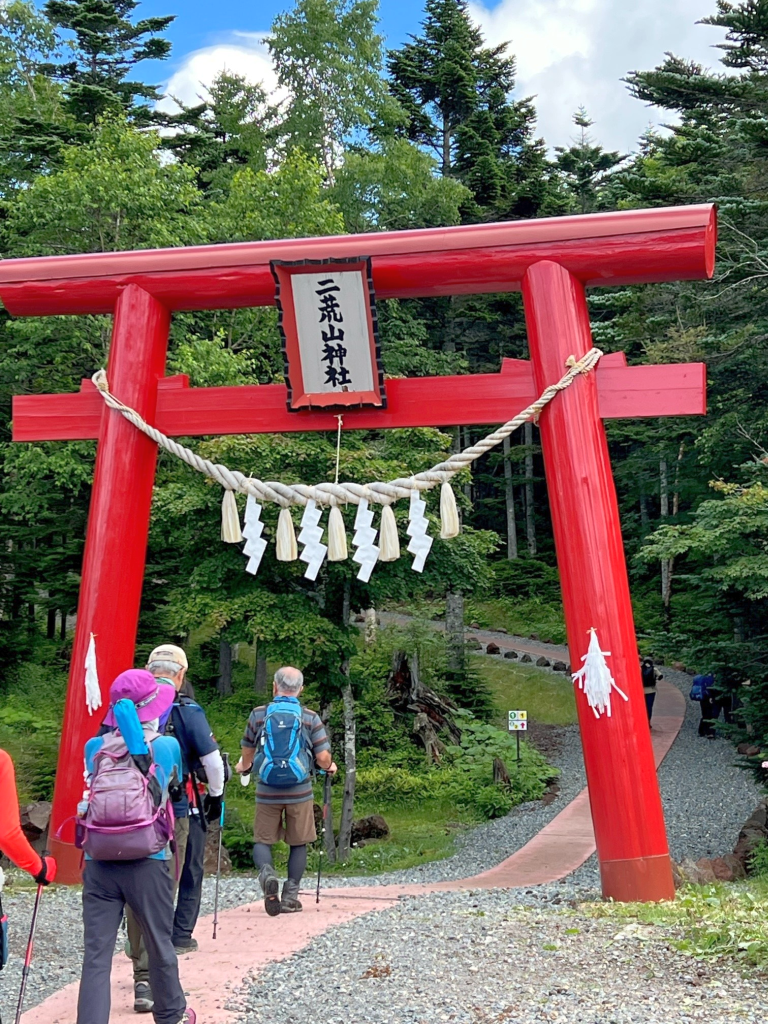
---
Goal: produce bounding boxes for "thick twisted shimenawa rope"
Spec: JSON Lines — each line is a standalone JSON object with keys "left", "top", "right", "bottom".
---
{"left": 92, "top": 347, "right": 602, "bottom": 508}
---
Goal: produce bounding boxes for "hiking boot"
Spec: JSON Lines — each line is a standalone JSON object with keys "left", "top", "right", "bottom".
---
{"left": 173, "top": 938, "right": 199, "bottom": 955}
{"left": 258, "top": 864, "right": 281, "bottom": 917}
{"left": 133, "top": 982, "right": 154, "bottom": 1013}
{"left": 280, "top": 878, "right": 303, "bottom": 913}
{"left": 178, "top": 1009, "right": 196, "bottom": 1024}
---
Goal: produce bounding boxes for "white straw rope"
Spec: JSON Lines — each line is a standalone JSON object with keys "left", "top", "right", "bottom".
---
{"left": 92, "top": 348, "right": 602, "bottom": 508}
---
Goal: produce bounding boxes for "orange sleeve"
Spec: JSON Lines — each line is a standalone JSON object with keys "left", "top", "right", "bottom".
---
{"left": 0, "top": 749, "right": 43, "bottom": 877}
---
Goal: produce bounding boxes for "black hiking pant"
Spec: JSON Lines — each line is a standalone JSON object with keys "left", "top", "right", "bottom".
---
{"left": 173, "top": 811, "right": 206, "bottom": 945}
{"left": 698, "top": 696, "right": 722, "bottom": 737}
{"left": 77, "top": 858, "right": 186, "bottom": 1024}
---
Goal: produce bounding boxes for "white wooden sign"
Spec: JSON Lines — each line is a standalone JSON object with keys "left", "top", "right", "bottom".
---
{"left": 508, "top": 710, "right": 528, "bottom": 732}
{"left": 273, "top": 257, "right": 386, "bottom": 411}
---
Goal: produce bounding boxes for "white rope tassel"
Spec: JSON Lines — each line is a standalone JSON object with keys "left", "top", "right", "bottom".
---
{"left": 378, "top": 505, "right": 400, "bottom": 562}
{"left": 85, "top": 633, "right": 102, "bottom": 716}
{"left": 221, "top": 489, "right": 243, "bottom": 543}
{"left": 407, "top": 489, "right": 433, "bottom": 573}
{"left": 572, "top": 627, "right": 628, "bottom": 719}
{"left": 242, "top": 494, "right": 267, "bottom": 575}
{"left": 439, "top": 482, "right": 460, "bottom": 539}
{"left": 327, "top": 506, "right": 348, "bottom": 562}
{"left": 298, "top": 500, "right": 327, "bottom": 580}
{"left": 352, "top": 498, "right": 379, "bottom": 582}
{"left": 276, "top": 507, "right": 298, "bottom": 562}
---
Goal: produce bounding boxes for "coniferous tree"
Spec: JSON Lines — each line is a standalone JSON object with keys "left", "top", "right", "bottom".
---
{"left": 42, "top": 0, "right": 174, "bottom": 124}
{"left": 387, "top": 0, "right": 551, "bottom": 220}
{"left": 552, "top": 109, "right": 625, "bottom": 213}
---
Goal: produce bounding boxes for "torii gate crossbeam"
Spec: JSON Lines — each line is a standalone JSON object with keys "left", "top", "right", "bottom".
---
{"left": 2, "top": 205, "right": 716, "bottom": 899}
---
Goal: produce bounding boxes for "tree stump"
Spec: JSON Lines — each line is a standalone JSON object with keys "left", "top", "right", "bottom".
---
{"left": 387, "top": 651, "right": 461, "bottom": 761}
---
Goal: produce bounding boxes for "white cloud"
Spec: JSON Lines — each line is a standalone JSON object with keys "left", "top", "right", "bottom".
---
{"left": 156, "top": 32, "right": 278, "bottom": 114}
{"left": 469, "top": 0, "right": 731, "bottom": 152}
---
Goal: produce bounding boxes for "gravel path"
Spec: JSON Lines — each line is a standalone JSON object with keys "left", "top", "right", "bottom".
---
{"left": 1, "top": 659, "right": 763, "bottom": 1018}
{"left": 234, "top": 887, "right": 768, "bottom": 1024}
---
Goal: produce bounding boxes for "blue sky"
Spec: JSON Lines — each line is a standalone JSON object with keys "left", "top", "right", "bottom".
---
{"left": 93, "top": 1, "right": 732, "bottom": 151}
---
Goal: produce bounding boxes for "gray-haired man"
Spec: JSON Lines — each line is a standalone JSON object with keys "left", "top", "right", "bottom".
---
{"left": 236, "top": 666, "right": 336, "bottom": 915}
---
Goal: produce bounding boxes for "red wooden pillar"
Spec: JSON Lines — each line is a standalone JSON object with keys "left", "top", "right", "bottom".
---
{"left": 50, "top": 286, "right": 170, "bottom": 883}
{"left": 522, "top": 260, "right": 675, "bottom": 902}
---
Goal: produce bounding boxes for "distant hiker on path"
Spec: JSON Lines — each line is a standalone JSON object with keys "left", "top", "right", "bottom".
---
{"left": 0, "top": 748, "right": 57, "bottom": 883}
{"left": 640, "top": 657, "right": 662, "bottom": 725}
{"left": 77, "top": 670, "right": 195, "bottom": 1024}
{"left": 236, "top": 666, "right": 336, "bottom": 915}
{"left": 126, "top": 644, "right": 226, "bottom": 1013}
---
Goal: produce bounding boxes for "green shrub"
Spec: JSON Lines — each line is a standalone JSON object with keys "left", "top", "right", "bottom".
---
{"left": 750, "top": 840, "right": 768, "bottom": 878}
{"left": 490, "top": 559, "right": 562, "bottom": 603}
{"left": 475, "top": 785, "right": 513, "bottom": 819}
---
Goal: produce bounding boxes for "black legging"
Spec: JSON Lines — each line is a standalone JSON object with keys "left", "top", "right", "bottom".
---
{"left": 253, "top": 842, "right": 308, "bottom": 881}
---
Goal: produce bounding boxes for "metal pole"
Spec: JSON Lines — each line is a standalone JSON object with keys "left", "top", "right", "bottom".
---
{"left": 316, "top": 772, "right": 332, "bottom": 904}
{"left": 14, "top": 883, "right": 44, "bottom": 1024}
{"left": 212, "top": 800, "right": 225, "bottom": 939}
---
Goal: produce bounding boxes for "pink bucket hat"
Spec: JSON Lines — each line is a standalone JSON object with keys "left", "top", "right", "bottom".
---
{"left": 102, "top": 669, "right": 176, "bottom": 727}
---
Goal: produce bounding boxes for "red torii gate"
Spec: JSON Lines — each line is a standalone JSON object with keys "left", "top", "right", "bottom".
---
{"left": 2, "top": 204, "right": 715, "bottom": 899}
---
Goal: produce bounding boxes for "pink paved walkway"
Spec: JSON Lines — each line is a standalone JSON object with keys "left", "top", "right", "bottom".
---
{"left": 23, "top": 680, "right": 685, "bottom": 1024}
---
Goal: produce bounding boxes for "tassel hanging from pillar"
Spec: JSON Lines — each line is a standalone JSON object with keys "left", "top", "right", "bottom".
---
{"left": 276, "top": 507, "right": 298, "bottom": 561}
{"left": 85, "top": 633, "right": 102, "bottom": 716}
{"left": 327, "top": 506, "right": 348, "bottom": 561}
{"left": 378, "top": 504, "right": 400, "bottom": 561}
{"left": 221, "top": 489, "right": 243, "bottom": 543}
{"left": 572, "top": 627, "right": 628, "bottom": 719}
{"left": 439, "top": 482, "right": 460, "bottom": 539}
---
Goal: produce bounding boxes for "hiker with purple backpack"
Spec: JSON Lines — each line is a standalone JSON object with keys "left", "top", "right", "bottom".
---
{"left": 75, "top": 670, "right": 196, "bottom": 1024}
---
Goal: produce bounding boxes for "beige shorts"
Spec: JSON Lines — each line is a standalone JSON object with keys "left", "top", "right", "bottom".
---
{"left": 254, "top": 800, "right": 317, "bottom": 846}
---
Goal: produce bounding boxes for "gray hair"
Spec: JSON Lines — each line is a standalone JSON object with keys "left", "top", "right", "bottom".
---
{"left": 274, "top": 666, "right": 304, "bottom": 695}
{"left": 143, "top": 718, "right": 160, "bottom": 733}
{"left": 148, "top": 660, "right": 184, "bottom": 678}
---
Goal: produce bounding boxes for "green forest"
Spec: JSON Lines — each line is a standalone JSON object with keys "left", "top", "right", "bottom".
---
{"left": 1, "top": 0, "right": 767, "bottom": 870}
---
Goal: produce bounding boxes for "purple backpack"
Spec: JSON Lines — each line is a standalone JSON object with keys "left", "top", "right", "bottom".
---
{"left": 79, "top": 732, "right": 175, "bottom": 861}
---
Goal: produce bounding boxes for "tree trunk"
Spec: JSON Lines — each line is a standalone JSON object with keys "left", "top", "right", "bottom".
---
{"left": 524, "top": 421, "right": 537, "bottom": 556}
{"left": 335, "top": 674, "right": 356, "bottom": 863}
{"left": 364, "top": 607, "right": 377, "bottom": 644}
{"left": 441, "top": 113, "right": 451, "bottom": 176}
{"left": 445, "top": 590, "right": 465, "bottom": 677}
{"left": 217, "top": 640, "right": 233, "bottom": 696}
{"left": 254, "top": 647, "right": 267, "bottom": 695}
{"left": 503, "top": 435, "right": 519, "bottom": 560}
{"left": 660, "top": 457, "right": 672, "bottom": 622}
{"left": 60, "top": 610, "right": 67, "bottom": 642}
{"left": 46, "top": 608, "right": 56, "bottom": 640}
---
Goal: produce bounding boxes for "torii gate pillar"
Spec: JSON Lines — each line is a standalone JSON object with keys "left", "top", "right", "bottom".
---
{"left": 524, "top": 262, "right": 672, "bottom": 898}
{"left": 3, "top": 204, "right": 715, "bottom": 896}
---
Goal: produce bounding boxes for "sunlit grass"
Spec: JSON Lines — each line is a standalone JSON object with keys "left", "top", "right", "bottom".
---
{"left": 474, "top": 656, "right": 577, "bottom": 728}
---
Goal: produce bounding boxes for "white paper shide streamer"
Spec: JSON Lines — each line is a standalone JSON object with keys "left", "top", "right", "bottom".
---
{"left": 85, "top": 632, "right": 102, "bottom": 716}
{"left": 242, "top": 495, "right": 268, "bottom": 575}
{"left": 352, "top": 499, "right": 380, "bottom": 582}
{"left": 406, "top": 490, "right": 433, "bottom": 573}
{"left": 299, "top": 500, "right": 328, "bottom": 581}
{"left": 572, "top": 628, "right": 628, "bottom": 719}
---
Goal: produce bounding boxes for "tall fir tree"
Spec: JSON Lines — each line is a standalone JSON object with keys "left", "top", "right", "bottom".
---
{"left": 42, "top": 0, "right": 174, "bottom": 124}
{"left": 387, "top": 0, "right": 550, "bottom": 221}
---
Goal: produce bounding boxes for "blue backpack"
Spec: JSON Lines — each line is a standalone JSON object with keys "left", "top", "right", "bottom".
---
{"left": 255, "top": 698, "right": 311, "bottom": 787}
{"left": 690, "top": 674, "right": 714, "bottom": 702}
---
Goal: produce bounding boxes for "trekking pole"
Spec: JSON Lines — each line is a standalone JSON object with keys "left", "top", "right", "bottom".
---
{"left": 316, "top": 771, "right": 332, "bottom": 904}
{"left": 212, "top": 798, "right": 225, "bottom": 939}
{"left": 15, "top": 857, "right": 47, "bottom": 1024}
